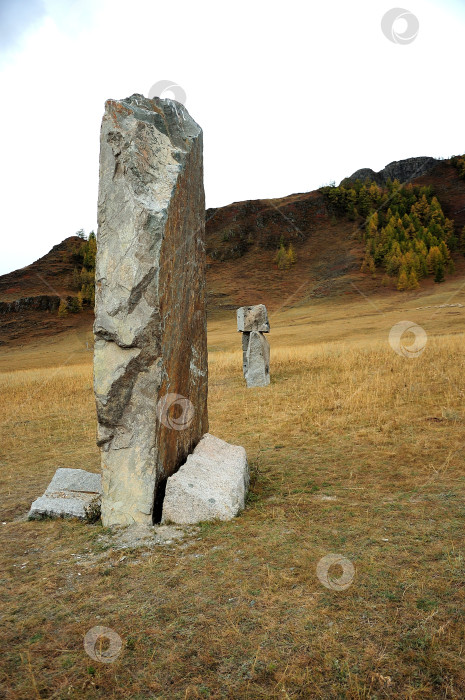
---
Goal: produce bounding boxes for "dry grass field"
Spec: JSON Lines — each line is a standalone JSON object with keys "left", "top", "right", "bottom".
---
{"left": 1, "top": 282, "right": 465, "bottom": 699}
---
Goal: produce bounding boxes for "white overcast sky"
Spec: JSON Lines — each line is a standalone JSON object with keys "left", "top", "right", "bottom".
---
{"left": 1, "top": 0, "right": 464, "bottom": 275}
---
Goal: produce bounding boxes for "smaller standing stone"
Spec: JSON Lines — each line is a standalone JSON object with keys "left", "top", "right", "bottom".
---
{"left": 237, "top": 305, "right": 270, "bottom": 388}
{"left": 244, "top": 331, "right": 270, "bottom": 387}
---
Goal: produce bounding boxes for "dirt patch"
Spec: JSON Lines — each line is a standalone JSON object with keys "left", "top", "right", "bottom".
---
{"left": 98, "top": 523, "right": 199, "bottom": 550}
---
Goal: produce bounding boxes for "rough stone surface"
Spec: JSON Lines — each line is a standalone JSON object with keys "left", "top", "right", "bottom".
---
{"left": 244, "top": 331, "right": 270, "bottom": 388}
{"left": 28, "top": 468, "right": 102, "bottom": 521}
{"left": 94, "top": 94, "right": 208, "bottom": 527}
{"left": 237, "top": 304, "right": 270, "bottom": 333}
{"left": 241, "top": 332, "right": 249, "bottom": 377}
{"left": 45, "top": 468, "right": 102, "bottom": 495}
{"left": 161, "top": 433, "right": 249, "bottom": 524}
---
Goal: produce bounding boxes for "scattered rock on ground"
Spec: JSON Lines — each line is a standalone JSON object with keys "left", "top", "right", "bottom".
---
{"left": 28, "top": 468, "right": 102, "bottom": 522}
{"left": 162, "top": 433, "right": 249, "bottom": 524}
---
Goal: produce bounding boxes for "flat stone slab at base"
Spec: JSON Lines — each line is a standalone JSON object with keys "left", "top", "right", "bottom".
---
{"left": 28, "top": 468, "right": 102, "bottom": 522}
{"left": 237, "top": 304, "right": 270, "bottom": 333}
{"left": 44, "top": 468, "right": 101, "bottom": 495}
{"left": 161, "top": 434, "right": 249, "bottom": 525}
{"left": 28, "top": 495, "right": 100, "bottom": 521}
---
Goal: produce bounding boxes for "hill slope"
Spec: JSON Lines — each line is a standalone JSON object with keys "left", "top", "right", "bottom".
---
{"left": 1, "top": 156, "right": 465, "bottom": 347}
{"left": 204, "top": 157, "right": 465, "bottom": 309}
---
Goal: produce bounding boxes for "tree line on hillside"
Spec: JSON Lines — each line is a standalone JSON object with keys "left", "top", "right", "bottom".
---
{"left": 58, "top": 231, "right": 96, "bottom": 316}
{"left": 320, "top": 177, "right": 465, "bottom": 291}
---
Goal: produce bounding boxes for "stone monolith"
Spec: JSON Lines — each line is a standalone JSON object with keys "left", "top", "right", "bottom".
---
{"left": 244, "top": 330, "right": 270, "bottom": 387}
{"left": 237, "top": 305, "right": 270, "bottom": 388}
{"left": 94, "top": 94, "right": 208, "bottom": 527}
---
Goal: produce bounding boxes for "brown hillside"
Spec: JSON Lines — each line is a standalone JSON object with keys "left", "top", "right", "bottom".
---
{"left": 0, "top": 236, "right": 84, "bottom": 301}
{"left": 0, "top": 237, "right": 93, "bottom": 347}
{"left": 204, "top": 159, "right": 465, "bottom": 314}
{"left": 205, "top": 190, "right": 361, "bottom": 313}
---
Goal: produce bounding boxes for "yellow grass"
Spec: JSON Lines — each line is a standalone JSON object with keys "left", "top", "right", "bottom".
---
{"left": 1, "top": 290, "right": 465, "bottom": 698}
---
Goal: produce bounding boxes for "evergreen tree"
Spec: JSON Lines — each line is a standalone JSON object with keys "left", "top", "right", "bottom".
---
{"left": 397, "top": 268, "right": 409, "bottom": 291}
{"left": 418, "top": 256, "right": 428, "bottom": 279}
{"left": 426, "top": 246, "right": 442, "bottom": 274}
{"left": 347, "top": 203, "right": 358, "bottom": 221}
{"left": 274, "top": 243, "right": 288, "bottom": 270}
{"left": 408, "top": 269, "right": 420, "bottom": 290}
{"left": 434, "top": 260, "right": 445, "bottom": 283}
{"left": 451, "top": 154, "right": 465, "bottom": 180}
{"left": 361, "top": 251, "right": 375, "bottom": 274}
{"left": 320, "top": 177, "right": 458, "bottom": 290}
{"left": 460, "top": 226, "right": 465, "bottom": 256}
{"left": 67, "top": 296, "right": 82, "bottom": 313}
{"left": 439, "top": 241, "right": 450, "bottom": 262}
{"left": 287, "top": 244, "right": 296, "bottom": 265}
{"left": 58, "top": 299, "right": 68, "bottom": 317}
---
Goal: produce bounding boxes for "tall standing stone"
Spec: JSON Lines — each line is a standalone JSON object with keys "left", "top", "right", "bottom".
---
{"left": 94, "top": 94, "right": 208, "bottom": 527}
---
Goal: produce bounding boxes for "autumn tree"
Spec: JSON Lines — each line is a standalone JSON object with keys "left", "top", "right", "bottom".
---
{"left": 408, "top": 269, "right": 420, "bottom": 290}
{"left": 320, "top": 179, "right": 457, "bottom": 291}
{"left": 397, "top": 268, "right": 409, "bottom": 291}
{"left": 434, "top": 260, "right": 445, "bottom": 283}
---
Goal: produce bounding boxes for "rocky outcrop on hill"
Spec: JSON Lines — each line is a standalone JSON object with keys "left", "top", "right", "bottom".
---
{"left": 205, "top": 190, "right": 328, "bottom": 262}
{"left": 0, "top": 295, "right": 60, "bottom": 314}
{"left": 341, "top": 157, "right": 439, "bottom": 187}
